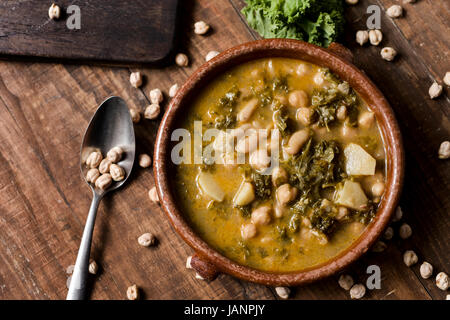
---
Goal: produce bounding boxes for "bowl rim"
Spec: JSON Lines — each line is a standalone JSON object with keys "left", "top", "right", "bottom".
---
{"left": 154, "top": 39, "right": 404, "bottom": 286}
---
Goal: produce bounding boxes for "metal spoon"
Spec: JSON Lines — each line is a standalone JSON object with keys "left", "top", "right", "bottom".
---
{"left": 67, "top": 96, "right": 135, "bottom": 300}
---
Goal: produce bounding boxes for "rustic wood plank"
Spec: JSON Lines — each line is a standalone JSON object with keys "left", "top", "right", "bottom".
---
{"left": 0, "top": 0, "right": 179, "bottom": 65}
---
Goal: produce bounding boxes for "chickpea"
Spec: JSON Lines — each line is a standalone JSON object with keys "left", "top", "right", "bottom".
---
{"left": 205, "top": 50, "right": 220, "bottom": 62}
{"left": 345, "top": 0, "right": 359, "bottom": 4}
{"left": 169, "top": 83, "right": 179, "bottom": 98}
{"left": 372, "top": 240, "right": 387, "bottom": 253}
{"left": 358, "top": 111, "right": 375, "bottom": 129}
{"left": 336, "top": 207, "right": 348, "bottom": 220}
{"left": 86, "top": 168, "right": 100, "bottom": 184}
{"left": 369, "top": 29, "right": 383, "bottom": 46}
{"left": 272, "top": 167, "right": 288, "bottom": 187}
{"left": 149, "top": 88, "right": 163, "bottom": 104}
{"left": 276, "top": 184, "right": 298, "bottom": 205}
{"left": 144, "top": 103, "right": 161, "bottom": 120}
{"left": 336, "top": 105, "right": 347, "bottom": 121}
{"left": 356, "top": 30, "right": 369, "bottom": 46}
{"left": 129, "top": 108, "right": 141, "bottom": 123}
{"left": 284, "top": 129, "right": 310, "bottom": 155}
{"left": 98, "top": 158, "right": 112, "bottom": 174}
{"left": 148, "top": 186, "right": 159, "bottom": 204}
{"left": 139, "top": 154, "right": 152, "bottom": 168}
{"left": 383, "top": 226, "right": 394, "bottom": 240}
{"left": 403, "top": 250, "right": 418, "bottom": 267}
{"left": 338, "top": 274, "right": 354, "bottom": 290}
{"left": 241, "top": 223, "right": 257, "bottom": 240}
{"left": 350, "top": 284, "right": 366, "bottom": 299}
{"left": 438, "top": 141, "right": 450, "bottom": 159}
{"left": 249, "top": 149, "right": 271, "bottom": 171}
{"left": 175, "top": 53, "right": 189, "bottom": 67}
{"left": 86, "top": 151, "right": 103, "bottom": 169}
{"left": 296, "top": 107, "right": 315, "bottom": 126}
{"left": 419, "top": 262, "right": 433, "bottom": 279}
{"left": 88, "top": 260, "right": 98, "bottom": 275}
{"left": 194, "top": 21, "right": 210, "bottom": 35}
{"left": 436, "top": 272, "right": 449, "bottom": 291}
{"left": 386, "top": 5, "right": 403, "bottom": 18}
{"left": 110, "top": 164, "right": 125, "bottom": 181}
{"left": 48, "top": 3, "right": 61, "bottom": 20}
{"left": 392, "top": 206, "right": 403, "bottom": 222}
{"left": 288, "top": 90, "right": 309, "bottom": 108}
{"left": 444, "top": 72, "right": 450, "bottom": 86}
{"left": 275, "top": 287, "right": 290, "bottom": 299}
{"left": 371, "top": 181, "right": 385, "bottom": 197}
{"left": 399, "top": 223, "right": 412, "bottom": 239}
{"left": 95, "top": 174, "right": 112, "bottom": 190}
{"left": 138, "top": 232, "right": 156, "bottom": 247}
{"left": 126, "top": 284, "right": 140, "bottom": 300}
{"left": 381, "top": 47, "right": 397, "bottom": 61}
{"left": 429, "top": 81, "right": 443, "bottom": 99}
{"left": 107, "top": 146, "right": 123, "bottom": 163}
{"left": 129, "top": 72, "right": 143, "bottom": 88}
{"left": 251, "top": 206, "right": 272, "bottom": 226}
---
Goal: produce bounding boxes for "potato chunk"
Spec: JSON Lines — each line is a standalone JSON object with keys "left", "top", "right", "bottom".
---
{"left": 344, "top": 143, "right": 376, "bottom": 176}
{"left": 197, "top": 172, "right": 225, "bottom": 202}
{"left": 233, "top": 181, "right": 255, "bottom": 206}
{"left": 335, "top": 180, "right": 368, "bottom": 210}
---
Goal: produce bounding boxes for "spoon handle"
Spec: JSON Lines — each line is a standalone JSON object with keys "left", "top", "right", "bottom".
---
{"left": 66, "top": 193, "right": 101, "bottom": 300}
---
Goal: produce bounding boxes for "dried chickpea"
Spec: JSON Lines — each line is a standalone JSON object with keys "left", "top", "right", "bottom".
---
{"left": 98, "top": 158, "right": 112, "bottom": 174}
{"left": 372, "top": 241, "right": 387, "bottom": 253}
{"left": 436, "top": 272, "right": 449, "bottom": 291}
{"left": 338, "top": 274, "right": 354, "bottom": 290}
{"left": 88, "top": 260, "right": 98, "bottom": 275}
{"left": 356, "top": 30, "right": 369, "bottom": 46}
{"left": 386, "top": 5, "right": 403, "bottom": 18}
{"left": 107, "top": 146, "right": 123, "bottom": 163}
{"left": 296, "top": 107, "right": 315, "bottom": 126}
{"left": 444, "top": 72, "right": 450, "bottom": 86}
{"left": 194, "top": 21, "right": 210, "bottom": 35}
{"left": 149, "top": 88, "right": 163, "bottom": 104}
{"left": 205, "top": 51, "right": 220, "bottom": 62}
{"left": 276, "top": 184, "right": 298, "bottom": 205}
{"left": 275, "top": 286, "right": 290, "bottom": 299}
{"left": 429, "top": 82, "right": 443, "bottom": 99}
{"left": 392, "top": 206, "right": 403, "bottom": 222}
{"left": 138, "top": 233, "right": 156, "bottom": 247}
{"left": 345, "top": 0, "right": 358, "bottom": 4}
{"left": 369, "top": 29, "right": 383, "bottom": 46}
{"left": 169, "top": 83, "right": 179, "bottom": 98}
{"left": 383, "top": 226, "right": 394, "bottom": 240}
{"left": 350, "top": 284, "right": 366, "bottom": 299}
{"left": 86, "top": 151, "right": 103, "bottom": 169}
{"left": 129, "top": 72, "right": 143, "bottom": 88}
{"left": 419, "top": 262, "right": 433, "bottom": 279}
{"left": 95, "top": 173, "right": 112, "bottom": 190}
{"left": 139, "top": 154, "right": 152, "bottom": 168}
{"left": 86, "top": 168, "right": 100, "bottom": 184}
{"left": 438, "top": 141, "right": 450, "bottom": 159}
{"left": 144, "top": 103, "right": 160, "bottom": 120}
{"left": 126, "top": 284, "right": 139, "bottom": 300}
{"left": 110, "top": 164, "right": 125, "bottom": 181}
{"left": 399, "top": 223, "right": 412, "bottom": 239}
{"left": 48, "top": 3, "right": 61, "bottom": 20}
{"left": 148, "top": 186, "right": 159, "bottom": 204}
{"left": 129, "top": 108, "right": 141, "bottom": 123}
{"left": 175, "top": 53, "right": 189, "bottom": 67}
{"left": 403, "top": 250, "right": 418, "bottom": 267}
{"left": 381, "top": 47, "right": 397, "bottom": 61}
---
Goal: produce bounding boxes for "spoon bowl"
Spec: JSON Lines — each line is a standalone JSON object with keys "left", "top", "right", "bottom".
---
{"left": 67, "top": 96, "right": 135, "bottom": 300}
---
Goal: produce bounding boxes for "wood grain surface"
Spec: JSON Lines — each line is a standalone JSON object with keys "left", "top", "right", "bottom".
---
{"left": 0, "top": 0, "right": 448, "bottom": 300}
{"left": 0, "top": 0, "right": 179, "bottom": 64}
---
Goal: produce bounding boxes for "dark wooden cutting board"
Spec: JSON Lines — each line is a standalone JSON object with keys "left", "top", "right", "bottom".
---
{"left": 0, "top": 0, "right": 179, "bottom": 65}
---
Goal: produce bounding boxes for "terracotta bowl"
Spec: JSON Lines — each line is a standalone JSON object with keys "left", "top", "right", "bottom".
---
{"left": 154, "top": 39, "right": 404, "bottom": 286}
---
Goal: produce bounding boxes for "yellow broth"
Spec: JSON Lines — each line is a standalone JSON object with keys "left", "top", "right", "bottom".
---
{"left": 175, "top": 58, "right": 386, "bottom": 272}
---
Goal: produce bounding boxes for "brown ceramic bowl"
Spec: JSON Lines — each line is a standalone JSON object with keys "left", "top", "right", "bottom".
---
{"left": 154, "top": 39, "right": 404, "bottom": 286}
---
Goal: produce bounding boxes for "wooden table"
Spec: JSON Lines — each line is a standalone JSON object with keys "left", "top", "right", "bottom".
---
{"left": 0, "top": 0, "right": 448, "bottom": 300}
